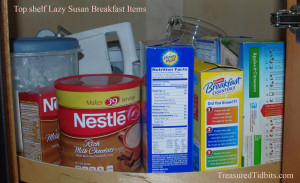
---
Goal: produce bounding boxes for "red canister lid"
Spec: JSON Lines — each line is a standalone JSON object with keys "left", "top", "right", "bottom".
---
{"left": 54, "top": 74, "right": 141, "bottom": 92}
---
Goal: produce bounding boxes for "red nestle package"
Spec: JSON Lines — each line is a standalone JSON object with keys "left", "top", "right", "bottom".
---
{"left": 19, "top": 86, "right": 59, "bottom": 164}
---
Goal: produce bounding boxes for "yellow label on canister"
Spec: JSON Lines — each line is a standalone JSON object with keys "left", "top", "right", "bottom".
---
{"left": 56, "top": 87, "right": 140, "bottom": 109}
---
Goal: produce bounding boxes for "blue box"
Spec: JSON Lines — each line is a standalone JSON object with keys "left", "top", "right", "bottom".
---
{"left": 140, "top": 40, "right": 194, "bottom": 173}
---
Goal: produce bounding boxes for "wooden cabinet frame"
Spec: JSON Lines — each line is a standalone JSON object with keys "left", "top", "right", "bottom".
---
{"left": 1, "top": 0, "right": 18, "bottom": 182}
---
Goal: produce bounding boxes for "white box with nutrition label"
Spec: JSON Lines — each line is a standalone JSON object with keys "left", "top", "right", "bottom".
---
{"left": 220, "top": 38, "right": 285, "bottom": 167}
{"left": 140, "top": 40, "right": 194, "bottom": 173}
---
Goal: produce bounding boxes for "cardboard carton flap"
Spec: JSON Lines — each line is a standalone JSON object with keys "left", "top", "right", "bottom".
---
{"left": 143, "top": 39, "right": 190, "bottom": 47}
{"left": 194, "top": 59, "right": 241, "bottom": 73}
{"left": 27, "top": 86, "right": 56, "bottom": 95}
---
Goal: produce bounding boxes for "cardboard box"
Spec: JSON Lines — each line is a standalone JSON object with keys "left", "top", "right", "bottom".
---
{"left": 194, "top": 37, "right": 221, "bottom": 64}
{"left": 223, "top": 39, "right": 285, "bottom": 167}
{"left": 195, "top": 37, "right": 285, "bottom": 167}
{"left": 19, "top": 86, "right": 60, "bottom": 164}
{"left": 193, "top": 59, "right": 243, "bottom": 171}
{"left": 194, "top": 36, "right": 251, "bottom": 66}
{"left": 141, "top": 40, "right": 194, "bottom": 173}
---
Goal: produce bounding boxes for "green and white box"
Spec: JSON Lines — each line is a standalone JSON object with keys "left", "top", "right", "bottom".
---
{"left": 222, "top": 38, "right": 285, "bottom": 167}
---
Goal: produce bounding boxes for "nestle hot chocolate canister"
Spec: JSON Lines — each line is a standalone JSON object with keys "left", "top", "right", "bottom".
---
{"left": 55, "top": 74, "right": 141, "bottom": 172}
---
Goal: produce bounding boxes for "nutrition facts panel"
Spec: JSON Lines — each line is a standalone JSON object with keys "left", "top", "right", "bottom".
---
{"left": 151, "top": 67, "right": 189, "bottom": 154}
{"left": 194, "top": 40, "right": 218, "bottom": 63}
{"left": 20, "top": 102, "right": 41, "bottom": 160}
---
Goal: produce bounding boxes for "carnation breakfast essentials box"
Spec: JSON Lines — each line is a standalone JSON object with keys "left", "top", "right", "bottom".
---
{"left": 194, "top": 37, "right": 285, "bottom": 166}
{"left": 193, "top": 59, "right": 243, "bottom": 171}
{"left": 19, "top": 86, "right": 60, "bottom": 164}
{"left": 141, "top": 40, "right": 194, "bottom": 173}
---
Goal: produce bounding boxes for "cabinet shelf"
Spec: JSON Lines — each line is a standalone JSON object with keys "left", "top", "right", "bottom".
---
{"left": 18, "top": 156, "right": 281, "bottom": 183}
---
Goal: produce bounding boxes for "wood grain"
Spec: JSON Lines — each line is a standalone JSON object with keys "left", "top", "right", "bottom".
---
{"left": 0, "top": 0, "right": 19, "bottom": 182}
{"left": 19, "top": 156, "right": 281, "bottom": 183}
{"left": 282, "top": 0, "right": 300, "bottom": 182}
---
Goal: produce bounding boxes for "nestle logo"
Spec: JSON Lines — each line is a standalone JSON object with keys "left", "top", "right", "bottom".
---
{"left": 43, "top": 97, "right": 57, "bottom": 112}
{"left": 74, "top": 111, "right": 127, "bottom": 129}
{"left": 213, "top": 78, "right": 224, "bottom": 85}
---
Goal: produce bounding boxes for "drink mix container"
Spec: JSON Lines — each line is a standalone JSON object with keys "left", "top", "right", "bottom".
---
{"left": 19, "top": 87, "right": 59, "bottom": 164}
{"left": 193, "top": 59, "right": 243, "bottom": 171}
{"left": 55, "top": 74, "right": 141, "bottom": 172}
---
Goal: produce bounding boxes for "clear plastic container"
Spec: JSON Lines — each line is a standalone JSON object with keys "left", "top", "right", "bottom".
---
{"left": 166, "top": 16, "right": 227, "bottom": 44}
{"left": 10, "top": 37, "right": 80, "bottom": 152}
{"left": 11, "top": 50, "right": 79, "bottom": 91}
